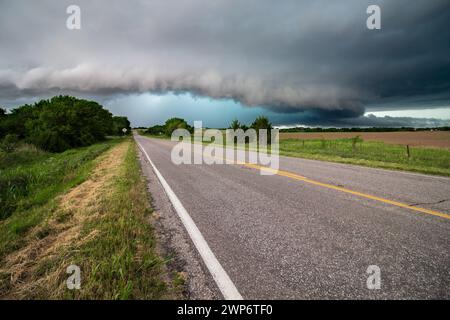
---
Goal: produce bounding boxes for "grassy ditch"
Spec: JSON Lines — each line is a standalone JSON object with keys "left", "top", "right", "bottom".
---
{"left": 0, "top": 139, "right": 181, "bottom": 299}
{"left": 0, "top": 140, "right": 119, "bottom": 256}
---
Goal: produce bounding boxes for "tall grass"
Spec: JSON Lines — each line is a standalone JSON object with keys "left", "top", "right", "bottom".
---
{"left": 0, "top": 139, "right": 181, "bottom": 299}
{"left": 63, "top": 141, "right": 180, "bottom": 299}
{"left": 0, "top": 140, "right": 118, "bottom": 260}
{"left": 0, "top": 141, "right": 118, "bottom": 220}
{"left": 0, "top": 143, "right": 48, "bottom": 169}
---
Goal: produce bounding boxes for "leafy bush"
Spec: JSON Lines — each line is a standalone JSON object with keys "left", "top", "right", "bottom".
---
{"left": 0, "top": 134, "right": 19, "bottom": 153}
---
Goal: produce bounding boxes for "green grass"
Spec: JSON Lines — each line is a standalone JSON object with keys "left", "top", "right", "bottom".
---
{"left": 0, "top": 143, "right": 48, "bottom": 169}
{"left": 63, "top": 141, "right": 180, "bottom": 299}
{"left": 0, "top": 139, "right": 180, "bottom": 299}
{"left": 140, "top": 131, "right": 450, "bottom": 176}
{"left": 279, "top": 138, "right": 450, "bottom": 176}
{"left": 0, "top": 139, "right": 118, "bottom": 258}
{"left": 139, "top": 130, "right": 168, "bottom": 139}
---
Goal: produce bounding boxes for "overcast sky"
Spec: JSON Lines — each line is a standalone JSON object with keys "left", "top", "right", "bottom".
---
{"left": 1, "top": 0, "right": 449, "bottom": 127}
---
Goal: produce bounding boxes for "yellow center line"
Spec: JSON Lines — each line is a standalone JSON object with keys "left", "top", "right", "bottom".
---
{"left": 243, "top": 162, "right": 450, "bottom": 220}
{"left": 142, "top": 136, "right": 450, "bottom": 220}
{"left": 197, "top": 147, "right": 449, "bottom": 220}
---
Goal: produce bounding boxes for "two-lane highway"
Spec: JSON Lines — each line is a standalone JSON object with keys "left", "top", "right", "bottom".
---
{"left": 135, "top": 134, "right": 450, "bottom": 299}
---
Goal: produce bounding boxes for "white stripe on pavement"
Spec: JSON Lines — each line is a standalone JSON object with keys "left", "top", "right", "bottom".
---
{"left": 135, "top": 138, "right": 243, "bottom": 300}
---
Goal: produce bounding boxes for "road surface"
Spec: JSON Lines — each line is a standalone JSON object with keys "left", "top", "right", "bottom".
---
{"left": 135, "top": 134, "right": 450, "bottom": 299}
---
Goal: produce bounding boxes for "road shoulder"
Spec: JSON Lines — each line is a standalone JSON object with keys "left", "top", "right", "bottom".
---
{"left": 137, "top": 143, "right": 221, "bottom": 300}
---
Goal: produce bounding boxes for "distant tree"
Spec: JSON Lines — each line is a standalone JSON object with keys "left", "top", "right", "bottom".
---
{"left": 145, "top": 124, "right": 166, "bottom": 136}
{"left": 112, "top": 116, "right": 131, "bottom": 135}
{"left": 0, "top": 108, "right": 5, "bottom": 117}
{"left": 251, "top": 116, "right": 272, "bottom": 131}
{"left": 164, "top": 118, "right": 192, "bottom": 136}
{"left": 229, "top": 118, "right": 241, "bottom": 130}
{"left": 251, "top": 116, "right": 273, "bottom": 144}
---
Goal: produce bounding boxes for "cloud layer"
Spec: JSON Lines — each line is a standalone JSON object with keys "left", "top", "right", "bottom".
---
{"left": 1, "top": 0, "right": 449, "bottom": 122}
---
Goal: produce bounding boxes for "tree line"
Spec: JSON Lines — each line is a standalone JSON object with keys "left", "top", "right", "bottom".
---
{"left": 145, "top": 116, "right": 273, "bottom": 136}
{"left": 144, "top": 116, "right": 274, "bottom": 144}
{"left": 0, "top": 96, "right": 131, "bottom": 152}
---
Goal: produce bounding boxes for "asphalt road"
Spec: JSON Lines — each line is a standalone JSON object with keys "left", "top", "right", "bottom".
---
{"left": 135, "top": 134, "right": 450, "bottom": 299}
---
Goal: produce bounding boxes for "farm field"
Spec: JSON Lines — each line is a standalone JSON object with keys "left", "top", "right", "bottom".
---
{"left": 279, "top": 131, "right": 450, "bottom": 149}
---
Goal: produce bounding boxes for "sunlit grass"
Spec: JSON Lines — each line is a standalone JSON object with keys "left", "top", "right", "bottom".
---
{"left": 279, "top": 138, "right": 450, "bottom": 176}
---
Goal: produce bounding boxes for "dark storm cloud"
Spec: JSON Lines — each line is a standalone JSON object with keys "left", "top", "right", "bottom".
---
{"left": 0, "top": 0, "right": 449, "bottom": 118}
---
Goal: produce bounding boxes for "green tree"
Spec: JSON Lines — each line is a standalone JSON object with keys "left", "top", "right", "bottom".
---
{"left": 145, "top": 124, "right": 165, "bottom": 135}
{"left": 251, "top": 116, "right": 273, "bottom": 144}
{"left": 0, "top": 96, "right": 134, "bottom": 151}
{"left": 3, "top": 104, "right": 36, "bottom": 139}
{"left": 7, "top": 96, "right": 115, "bottom": 152}
{"left": 164, "top": 118, "right": 192, "bottom": 136}
{"left": 112, "top": 116, "right": 131, "bottom": 135}
{"left": 229, "top": 118, "right": 241, "bottom": 130}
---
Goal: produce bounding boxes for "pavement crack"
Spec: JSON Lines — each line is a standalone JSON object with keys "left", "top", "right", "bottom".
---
{"left": 409, "top": 199, "right": 450, "bottom": 207}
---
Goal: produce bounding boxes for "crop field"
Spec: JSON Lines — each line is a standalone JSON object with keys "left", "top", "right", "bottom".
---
{"left": 279, "top": 131, "right": 450, "bottom": 149}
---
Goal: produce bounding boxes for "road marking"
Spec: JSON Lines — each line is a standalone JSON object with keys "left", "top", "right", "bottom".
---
{"left": 135, "top": 138, "right": 243, "bottom": 300}
{"left": 193, "top": 142, "right": 450, "bottom": 220}
{"left": 243, "top": 162, "right": 450, "bottom": 220}
{"left": 142, "top": 135, "right": 450, "bottom": 220}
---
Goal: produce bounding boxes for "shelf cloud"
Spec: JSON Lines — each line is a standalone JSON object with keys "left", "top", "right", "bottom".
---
{"left": 1, "top": 0, "right": 449, "bottom": 124}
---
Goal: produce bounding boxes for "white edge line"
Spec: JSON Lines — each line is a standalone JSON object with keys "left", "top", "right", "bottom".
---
{"left": 135, "top": 138, "right": 243, "bottom": 300}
